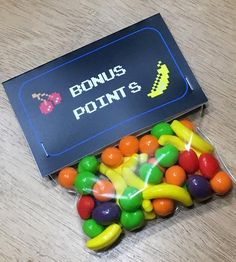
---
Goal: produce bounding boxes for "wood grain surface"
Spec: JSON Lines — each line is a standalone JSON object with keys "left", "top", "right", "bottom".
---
{"left": 0, "top": 0, "right": 236, "bottom": 261}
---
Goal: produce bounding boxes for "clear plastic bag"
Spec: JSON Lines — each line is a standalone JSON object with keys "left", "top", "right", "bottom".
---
{"left": 51, "top": 115, "right": 234, "bottom": 252}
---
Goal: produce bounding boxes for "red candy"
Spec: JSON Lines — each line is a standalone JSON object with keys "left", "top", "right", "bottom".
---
{"left": 178, "top": 149, "right": 199, "bottom": 174}
{"left": 199, "top": 153, "right": 219, "bottom": 179}
{"left": 77, "top": 196, "right": 95, "bottom": 219}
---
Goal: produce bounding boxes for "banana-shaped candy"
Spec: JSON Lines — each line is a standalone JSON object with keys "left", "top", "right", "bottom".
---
{"left": 99, "top": 163, "right": 127, "bottom": 197}
{"left": 142, "top": 183, "right": 193, "bottom": 207}
{"left": 170, "top": 120, "right": 214, "bottom": 153}
{"left": 142, "top": 199, "right": 153, "bottom": 212}
{"left": 99, "top": 162, "right": 109, "bottom": 174}
{"left": 144, "top": 211, "right": 156, "bottom": 220}
{"left": 99, "top": 154, "right": 141, "bottom": 197}
{"left": 158, "top": 135, "right": 201, "bottom": 157}
{"left": 114, "top": 154, "right": 139, "bottom": 173}
{"left": 86, "top": 224, "right": 122, "bottom": 250}
{"left": 139, "top": 153, "right": 149, "bottom": 164}
{"left": 121, "top": 167, "right": 151, "bottom": 190}
{"left": 122, "top": 154, "right": 139, "bottom": 170}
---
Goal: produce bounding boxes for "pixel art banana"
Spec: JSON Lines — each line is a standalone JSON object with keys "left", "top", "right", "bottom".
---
{"left": 147, "top": 61, "right": 170, "bottom": 98}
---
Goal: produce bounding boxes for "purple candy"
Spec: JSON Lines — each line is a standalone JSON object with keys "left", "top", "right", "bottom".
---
{"left": 187, "top": 175, "right": 212, "bottom": 201}
{"left": 95, "top": 198, "right": 115, "bottom": 207}
{"left": 95, "top": 200, "right": 103, "bottom": 207}
{"left": 92, "top": 202, "right": 121, "bottom": 225}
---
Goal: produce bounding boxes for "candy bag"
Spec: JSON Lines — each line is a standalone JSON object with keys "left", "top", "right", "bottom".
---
{"left": 52, "top": 117, "right": 234, "bottom": 251}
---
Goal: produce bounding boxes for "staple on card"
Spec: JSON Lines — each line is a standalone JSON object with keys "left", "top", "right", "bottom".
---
{"left": 41, "top": 143, "right": 49, "bottom": 157}
{"left": 185, "top": 77, "right": 194, "bottom": 91}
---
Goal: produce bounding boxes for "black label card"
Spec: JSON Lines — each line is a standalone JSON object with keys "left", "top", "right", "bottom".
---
{"left": 3, "top": 14, "right": 207, "bottom": 176}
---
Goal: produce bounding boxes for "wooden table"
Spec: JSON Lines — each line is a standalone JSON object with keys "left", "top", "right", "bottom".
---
{"left": 0, "top": 1, "right": 235, "bottom": 261}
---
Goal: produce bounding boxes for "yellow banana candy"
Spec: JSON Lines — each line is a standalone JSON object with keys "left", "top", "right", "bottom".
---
{"left": 121, "top": 167, "right": 150, "bottom": 190}
{"left": 139, "top": 153, "right": 149, "bottom": 164}
{"left": 114, "top": 157, "right": 129, "bottom": 173}
{"left": 144, "top": 211, "right": 156, "bottom": 220}
{"left": 170, "top": 120, "right": 214, "bottom": 153}
{"left": 142, "top": 183, "right": 193, "bottom": 207}
{"left": 142, "top": 199, "right": 153, "bottom": 212}
{"left": 86, "top": 224, "right": 122, "bottom": 251}
{"left": 114, "top": 154, "right": 139, "bottom": 173}
{"left": 99, "top": 154, "right": 140, "bottom": 197}
{"left": 158, "top": 135, "right": 201, "bottom": 157}
{"left": 99, "top": 162, "right": 109, "bottom": 174}
{"left": 99, "top": 163, "right": 127, "bottom": 197}
{"left": 100, "top": 154, "right": 139, "bottom": 175}
{"left": 122, "top": 154, "right": 139, "bottom": 169}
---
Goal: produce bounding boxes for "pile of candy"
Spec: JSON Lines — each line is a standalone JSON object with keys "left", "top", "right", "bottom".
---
{"left": 57, "top": 119, "right": 233, "bottom": 251}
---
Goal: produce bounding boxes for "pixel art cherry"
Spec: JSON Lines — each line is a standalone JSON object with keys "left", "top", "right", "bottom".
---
{"left": 48, "top": 92, "right": 62, "bottom": 105}
{"left": 39, "top": 100, "right": 54, "bottom": 114}
{"left": 32, "top": 92, "right": 62, "bottom": 115}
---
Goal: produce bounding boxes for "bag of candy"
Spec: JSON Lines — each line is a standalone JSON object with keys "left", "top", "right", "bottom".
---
{"left": 54, "top": 117, "right": 234, "bottom": 251}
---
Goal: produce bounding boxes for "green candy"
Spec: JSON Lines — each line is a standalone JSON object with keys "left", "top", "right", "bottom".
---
{"left": 119, "top": 186, "right": 142, "bottom": 212}
{"left": 151, "top": 122, "right": 174, "bottom": 139}
{"left": 120, "top": 210, "right": 144, "bottom": 231}
{"left": 78, "top": 155, "right": 99, "bottom": 173}
{"left": 74, "top": 171, "right": 97, "bottom": 194}
{"left": 182, "top": 183, "right": 188, "bottom": 191}
{"left": 82, "top": 219, "right": 104, "bottom": 238}
{"left": 155, "top": 144, "right": 179, "bottom": 168}
{"left": 138, "top": 163, "right": 163, "bottom": 184}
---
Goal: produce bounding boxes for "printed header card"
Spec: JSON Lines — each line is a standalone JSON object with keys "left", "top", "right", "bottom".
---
{"left": 3, "top": 13, "right": 208, "bottom": 176}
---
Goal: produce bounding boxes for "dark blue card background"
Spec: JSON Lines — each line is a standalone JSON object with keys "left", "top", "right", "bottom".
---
{"left": 3, "top": 14, "right": 207, "bottom": 176}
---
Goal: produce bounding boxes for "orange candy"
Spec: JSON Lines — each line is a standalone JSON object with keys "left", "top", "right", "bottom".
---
{"left": 119, "top": 136, "right": 139, "bottom": 156}
{"left": 93, "top": 179, "right": 115, "bottom": 201}
{"left": 180, "top": 119, "right": 194, "bottom": 130}
{"left": 165, "top": 165, "right": 186, "bottom": 186}
{"left": 139, "top": 135, "right": 159, "bottom": 156}
{"left": 152, "top": 198, "right": 175, "bottom": 216}
{"left": 101, "top": 147, "right": 123, "bottom": 167}
{"left": 210, "top": 171, "right": 233, "bottom": 195}
{"left": 58, "top": 167, "right": 77, "bottom": 189}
